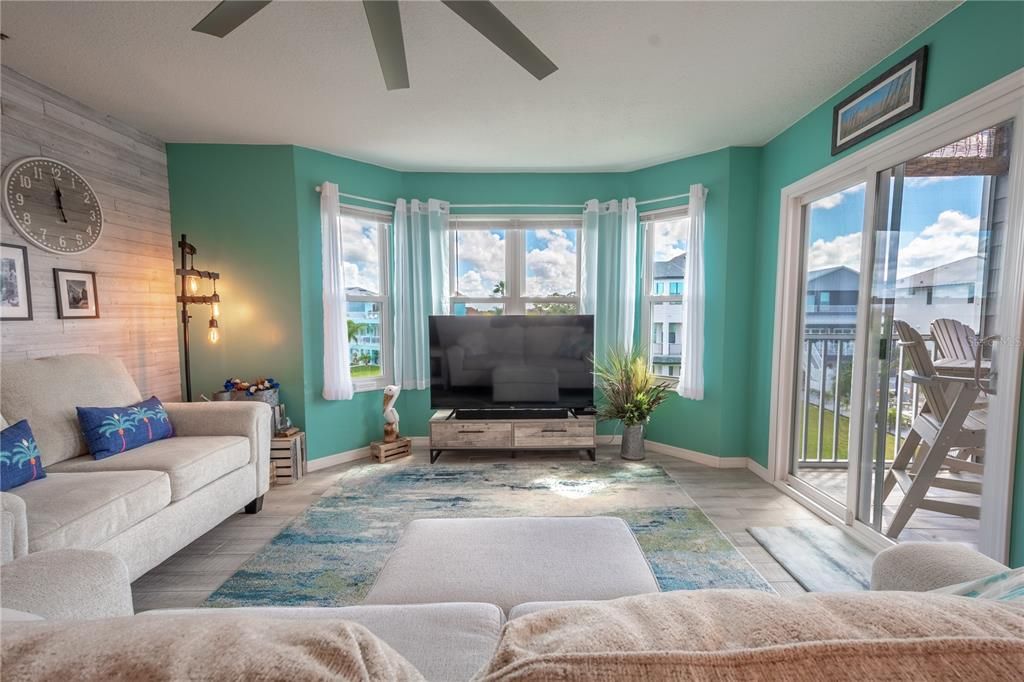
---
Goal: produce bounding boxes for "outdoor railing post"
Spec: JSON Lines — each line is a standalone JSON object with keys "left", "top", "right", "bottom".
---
{"left": 832, "top": 339, "right": 842, "bottom": 462}
{"left": 816, "top": 339, "right": 826, "bottom": 463}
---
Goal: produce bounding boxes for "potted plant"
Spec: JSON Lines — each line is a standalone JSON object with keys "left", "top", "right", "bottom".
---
{"left": 593, "top": 346, "right": 670, "bottom": 461}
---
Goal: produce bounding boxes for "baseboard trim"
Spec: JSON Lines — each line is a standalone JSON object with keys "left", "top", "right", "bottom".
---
{"left": 306, "top": 447, "right": 372, "bottom": 471}
{"left": 746, "top": 459, "right": 771, "bottom": 482}
{"left": 643, "top": 440, "right": 749, "bottom": 469}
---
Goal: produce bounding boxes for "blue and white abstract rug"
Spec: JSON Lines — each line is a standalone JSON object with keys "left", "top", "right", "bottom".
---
{"left": 206, "top": 461, "right": 772, "bottom": 607}
{"left": 749, "top": 526, "right": 876, "bottom": 592}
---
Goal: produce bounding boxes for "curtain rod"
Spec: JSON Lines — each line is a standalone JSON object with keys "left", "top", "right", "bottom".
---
{"left": 315, "top": 185, "right": 396, "bottom": 208}
{"left": 314, "top": 186, "right": 702, "bottom": 210}
{"left": 636, "top": 192, "right": 694, "bottom": 206}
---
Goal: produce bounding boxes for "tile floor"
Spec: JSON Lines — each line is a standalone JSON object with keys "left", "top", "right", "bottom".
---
{"left": 131, "top": 445, "right": 828, "bottom": 612}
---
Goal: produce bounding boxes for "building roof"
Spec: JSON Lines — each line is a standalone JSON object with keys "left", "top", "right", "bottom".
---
{"left": 654, "top": 253, "right": 686, "bottom": 279}
{"left": 895, "top": 256, "right": 982, "bottom": 288}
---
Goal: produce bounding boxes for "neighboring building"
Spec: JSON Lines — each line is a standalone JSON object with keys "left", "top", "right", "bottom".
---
{"left": 650, "top": 253, "right": 685, "bottom": 378}
{"left": 805, "top": 266, "right": 860, "bottom": 334}
{"left": 347, "top": 287, "right": 382, "bottom": 367}
{"left": 893, "top": 256, "right": 984, "bottom": 334}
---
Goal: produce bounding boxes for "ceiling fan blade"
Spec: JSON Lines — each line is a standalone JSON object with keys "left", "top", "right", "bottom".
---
{"left": 442, "top": 1, "right": 557, "bottom": 81}
{"left": 363, "top": 1, "right": 410, "bottom": 91}
{"left": 192, "top": 1, "right": 272, "bottom": 38}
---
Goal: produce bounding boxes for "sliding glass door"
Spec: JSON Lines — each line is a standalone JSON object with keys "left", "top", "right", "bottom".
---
{"left": 858, "top": 121, "right": 1015, "bottom": 547}
{"left": 788, "top": 181, "right": 867, "bottom": 511}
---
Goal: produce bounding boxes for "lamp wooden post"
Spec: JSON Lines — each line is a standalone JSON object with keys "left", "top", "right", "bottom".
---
{"left": 176, "top": 234, "right": 221, "bottom": 402}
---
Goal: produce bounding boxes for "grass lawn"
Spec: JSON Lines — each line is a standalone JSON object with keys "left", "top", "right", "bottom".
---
{"left": 802, "top": 404, "right": 897, "bottom": 462}
{"left": 351, "top": 365, "right": 382, "bottom": 379}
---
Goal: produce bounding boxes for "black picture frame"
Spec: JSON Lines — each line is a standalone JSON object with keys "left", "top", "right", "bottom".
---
{"left": 1, "top": 243, "right": 33, "bottom": 321}
{"left": 831, "top": 46, "right": 928, "bottom": 156}
{"left": 53, "top": 268, "right": 100, "bottom": 319}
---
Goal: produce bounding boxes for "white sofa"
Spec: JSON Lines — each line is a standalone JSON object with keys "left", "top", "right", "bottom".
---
{"left": 0, "top": 542, "right": 1018, "bottom": 681}
{"left": 0, "top": 354, "right": 271, "bottom": 581}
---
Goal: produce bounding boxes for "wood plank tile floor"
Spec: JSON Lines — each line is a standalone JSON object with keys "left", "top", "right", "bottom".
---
{"left": 132, "top": 446, "right": 824, "bottom": 612}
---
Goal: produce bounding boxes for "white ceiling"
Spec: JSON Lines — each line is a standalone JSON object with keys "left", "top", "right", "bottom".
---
{"left": 1, "top": 1, "right": 956, "bottom": 172}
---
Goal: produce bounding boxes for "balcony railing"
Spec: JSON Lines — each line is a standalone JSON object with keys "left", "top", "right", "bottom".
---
{"left": 806, "top": 304, "right": 858, "bottom": 314}
{"left": 795, "top": 331, "right": 936, "bottom": 468}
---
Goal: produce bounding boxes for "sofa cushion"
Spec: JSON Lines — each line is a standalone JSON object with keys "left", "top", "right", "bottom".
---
{"left": 48, "top": 436, "right": 249, "bottom": 502}
{"left": 1, "top": 420, "right": 46, "bottom": 491}
{"left": 12, "top": 471, "right": 170, "bottom": 552}
{"left": 76, "top": 397, "right": 174, "bottom": 460}
{"left": 508, "top": 600, "right": 595, "bottom": 620}
{"left": 142, "top": 602, "right": 504, "bottom": 682}
{"left": 0, "top": 355, "right": 142, "bottom": 466}
{"left": 476, "top": 590, "right": 1024, "bottom": 681}
{"left": 363, "top": 517, "right": 659, "bottom": 613}
{"left": 1, "top": 613, "right": 424, "bottom": 682}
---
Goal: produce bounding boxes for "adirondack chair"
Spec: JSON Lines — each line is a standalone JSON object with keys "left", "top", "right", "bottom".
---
{"left": 880, "top": 320, "right": 985, "bottom": 539}
{"left": 931, "top": 318, "right": 978, "bottom": 361}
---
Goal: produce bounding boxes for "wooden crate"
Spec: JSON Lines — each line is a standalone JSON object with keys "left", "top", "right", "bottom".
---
{"left": 371, "top": 437, "right": 412, "bottom": 463}
{"left": 270, "top": 432, "right": 306, "bottom": 485}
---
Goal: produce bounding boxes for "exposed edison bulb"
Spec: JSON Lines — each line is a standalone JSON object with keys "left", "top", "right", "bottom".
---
{"left": 211, "top": 301, "right": 220, "bottom": 319}
{"left": 207, "top": 318, "right": 220, "bottom": 344}
{"left": 187, "top": 276, "right": 199, "bottom": 294}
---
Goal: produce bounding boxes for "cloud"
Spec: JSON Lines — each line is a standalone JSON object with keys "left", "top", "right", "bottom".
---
{"left": 897, "top": 209, "right": 979, "bottom": 277}
{"left": 808, "top": 232, "right": 862, "bottom": 271}
{"left": 341, "top": 217, "right": 380, "bottom": 293}
{"left": 525, "top": 229, "right": 577, "bottom": 296}
{"left": 653, "top": 218, "right": 687, "bottom": 263}
{"left": 455, "top": 230, "right": 506, "bottom": 296}
{"left": 812, "top": 186, "right": 862, "bottom": 210}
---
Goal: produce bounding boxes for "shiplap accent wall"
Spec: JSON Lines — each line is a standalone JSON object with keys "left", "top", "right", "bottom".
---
{"left": 1, "top": 67, "right": 180, "bottom": 400}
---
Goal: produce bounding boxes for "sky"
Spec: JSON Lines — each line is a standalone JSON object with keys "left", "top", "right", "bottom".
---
{"left": 342, "top": 216, "right": 381, "bottom": 294}
{"left": 807, "top": 175, "right": 985, "bottom": 279}
{"left": 455, "top": 227, "right": 578, "bottom": 298}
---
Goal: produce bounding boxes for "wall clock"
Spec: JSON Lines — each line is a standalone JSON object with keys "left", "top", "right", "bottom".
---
{"left": 2, "top": 157, "right": 103, "bottom": 254}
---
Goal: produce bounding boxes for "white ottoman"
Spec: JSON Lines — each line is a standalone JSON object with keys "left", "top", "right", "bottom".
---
{"left": 362, "top": 516, "right": 660, "bottom": 613}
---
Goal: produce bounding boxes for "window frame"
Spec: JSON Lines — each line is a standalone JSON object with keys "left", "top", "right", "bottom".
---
{"left": 641, "top": 206, "right": 689, "bottom": 385}
{"left": 340, "top": 203, "right": 393, "bottom": 393}
{"left": 449, "top": 215, "right": 582, "bottom": 315}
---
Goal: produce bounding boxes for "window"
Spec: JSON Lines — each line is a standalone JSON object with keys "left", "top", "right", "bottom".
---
{"left": 450, "top": 217, "right": 581, "bottom": 315}
{"left": 642, "top": 209, "right": 689, "bottom": 381}
{"left": 341, "top": 206, "right": 391, "bottom": 390}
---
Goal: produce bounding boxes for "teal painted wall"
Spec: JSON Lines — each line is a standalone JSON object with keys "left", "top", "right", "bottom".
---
{"left": 166, "top": 145, "right": 307, "bottom": 431}
{"left": 744, "top": 1, "right": 1024, "bottom": 564}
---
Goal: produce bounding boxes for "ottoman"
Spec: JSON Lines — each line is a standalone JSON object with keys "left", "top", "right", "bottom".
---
{"left": 362, "top": 516, "right": 660, "bottom": 613}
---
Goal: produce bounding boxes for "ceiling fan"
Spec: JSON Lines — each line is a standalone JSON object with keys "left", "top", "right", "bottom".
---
{"left": 192, "top": 0, "right": 558, "bottom": 91}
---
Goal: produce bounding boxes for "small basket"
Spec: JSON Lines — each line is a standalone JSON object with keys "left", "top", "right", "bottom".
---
{"left": 230, "top": 388, "right": 280, "bottom": 407}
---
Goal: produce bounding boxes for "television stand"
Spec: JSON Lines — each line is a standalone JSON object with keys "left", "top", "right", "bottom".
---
{"left": 453, "top": 407, "right": 568, "bottom": 420}
{"left": 429, "top": 409, "right": 596, "bottom": 464}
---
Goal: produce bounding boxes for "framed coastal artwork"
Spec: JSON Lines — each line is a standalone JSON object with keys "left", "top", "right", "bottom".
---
{"left": 53, "top": 268, "right": 99, "bottom": 319}
{"left": 831, "top": 46, "right": 928, "bottom": 155}
{"left": 1, "top": 243, "right": 33, "bottom": 321}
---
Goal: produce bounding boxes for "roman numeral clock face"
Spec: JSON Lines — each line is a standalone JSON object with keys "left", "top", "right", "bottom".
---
{"left": 3, "top": 157, "right": 103, "bottom": 254}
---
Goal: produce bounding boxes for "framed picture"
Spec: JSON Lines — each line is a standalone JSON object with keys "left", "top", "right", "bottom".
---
{"left": 831, "top": 46, "right": 927, "bottom": 155}
{"left": 1, "top": 243, "right": 33, "bottom": 321}
{"left": 53, "top": 268, "right": 99, "bottom": 319}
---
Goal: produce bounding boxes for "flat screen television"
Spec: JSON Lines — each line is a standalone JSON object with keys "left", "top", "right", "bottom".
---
{"left": 429, "top": 314, "right": 594, "bottom": 411}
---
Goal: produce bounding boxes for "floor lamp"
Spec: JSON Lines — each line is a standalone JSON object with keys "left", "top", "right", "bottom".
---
{"left": 176, "top": 234, "right": 221, "bottom": 402}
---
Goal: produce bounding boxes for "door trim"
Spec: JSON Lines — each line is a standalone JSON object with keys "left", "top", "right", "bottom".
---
{"left": 768, "top": 66, "right": 1024, "bottom": 562}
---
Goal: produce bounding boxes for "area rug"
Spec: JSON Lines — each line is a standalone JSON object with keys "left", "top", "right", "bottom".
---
{"left": 206, "top": 461, "right": 772, "bottom": 607}
{"left": 748, "top": 526, "right": 876, "bottom": 592}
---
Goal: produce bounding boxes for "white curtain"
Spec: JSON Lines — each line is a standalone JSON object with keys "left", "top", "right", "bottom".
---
{"left": 584, "top": 198, "right": 637, "bottom": 363}
{"left": 678, "top": 183, "right": 706, "bottom": 400}
{"left": 579, "top": 200, "right": 599, "bottom": 316}
{"left": 320, "top": 182, "right": 354, "bottom": 400}
{"left": 394, "top": 198, "right": 449, "bottom": 390}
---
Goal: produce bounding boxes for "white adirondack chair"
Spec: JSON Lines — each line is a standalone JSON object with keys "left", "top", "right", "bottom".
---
{"left": 881, "top": 320, "right": 985, "bottom": 539}
{"left": 930, "top": 318, "right": 978, "bottom": 361}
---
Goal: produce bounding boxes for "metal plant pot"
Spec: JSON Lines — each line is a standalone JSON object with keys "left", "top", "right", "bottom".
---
{"left": 620, "top": 424, "right": 645, "bottom": 461}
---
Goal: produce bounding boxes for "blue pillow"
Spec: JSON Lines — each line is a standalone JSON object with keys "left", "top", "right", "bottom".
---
{"left": 77, "top": 397, "right": 174, "bottom": 460}
{"left": 1, "top": 420, "right": 46, "bottom": 491}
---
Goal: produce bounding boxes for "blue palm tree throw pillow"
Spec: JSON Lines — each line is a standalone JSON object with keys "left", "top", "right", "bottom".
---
{"left": 1, "top": 420, "right": 46, "bottom": 491}
{"left": 77, "top": 397, "right": 174, "bottom": 460}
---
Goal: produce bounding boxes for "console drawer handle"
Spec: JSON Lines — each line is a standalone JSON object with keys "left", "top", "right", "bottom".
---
{"left": 541, "top": 428, "right": 568, "bottom": 433}
{"left": 460, "top": 429, "right": 486, "bottom": 434}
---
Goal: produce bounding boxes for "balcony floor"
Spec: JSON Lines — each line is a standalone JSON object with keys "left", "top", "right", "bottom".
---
{"left": 796, "top": 468, "right": 981, "bottom": 549}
